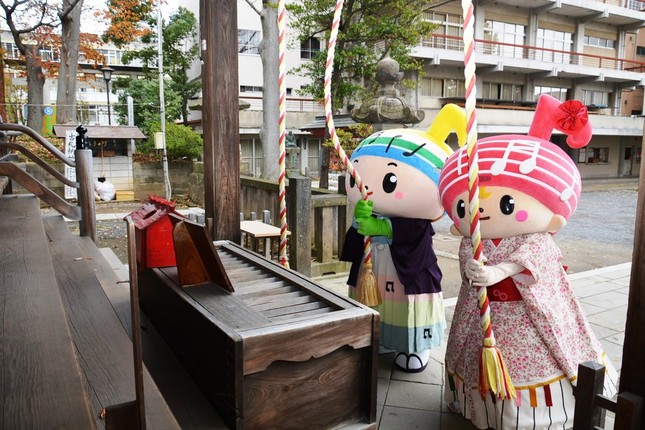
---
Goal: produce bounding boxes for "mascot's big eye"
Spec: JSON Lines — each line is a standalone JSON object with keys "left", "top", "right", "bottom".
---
{"left": 382, "top": 173, "right": 397, "bottom": 193}
{"left": 456, "top": 199, "right": 466, "bottom": 218}
{"left": 349, "top": 175, "right": 356, "bottom": 188}
{"left": 500, "top": 195, "right": 515, "bottom": 215}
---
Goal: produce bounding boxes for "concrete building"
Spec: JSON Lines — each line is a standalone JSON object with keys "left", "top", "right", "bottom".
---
{"left": 188, "top": 0, "right": 645, "bottom": 180}
{"left": 407, "top": 0, "right": 645, "bottom": 179}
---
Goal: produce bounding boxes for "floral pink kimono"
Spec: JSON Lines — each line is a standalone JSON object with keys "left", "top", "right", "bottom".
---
{"left": 445, "top": 233, "right": 617, "bottom": 429}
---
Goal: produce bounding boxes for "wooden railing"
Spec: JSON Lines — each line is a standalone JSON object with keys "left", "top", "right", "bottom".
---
{"left": 421, "top": 33, "right": 645, "bottom": 73}
{"left": 0, "top": 123, "right": 96, "bottom": 241}
{"left": 240, "top": 175, "right": 349, "bottom": 276}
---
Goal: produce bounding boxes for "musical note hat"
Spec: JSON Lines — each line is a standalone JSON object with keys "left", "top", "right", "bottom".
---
{"left": 351, "top": 103, "right": 467, "bottom": 185}
{"left": 439, "top": 94, "right": 592, "bottom": 221}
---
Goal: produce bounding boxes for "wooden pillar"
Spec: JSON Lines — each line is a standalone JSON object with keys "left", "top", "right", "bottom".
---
{"left": 200, "top": 0, "right": 240, "bottom": 243}
{"left": 337, "top": 175, "right": 349, "bottom": 256}
{"left": 75, "top": 149, "right": 96, "bottom": 242}
{"left": 620, "top": 129, "right": 645, "bottom": 419}
{"left": 287, "top": 177, "right": 311, "bottom": 276}
{"left": 573, "top": 361, "right": 606, "bottom": 429}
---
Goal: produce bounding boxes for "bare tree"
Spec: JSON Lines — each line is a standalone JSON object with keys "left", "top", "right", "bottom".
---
{"left": 245, "top": 0, "right": 280, "bottom": 181}
{"left": 55, "top": 0, "right": 83, "bottom": 125}
{"left": 0, "top": 0, "right": 60, "bottom": 130}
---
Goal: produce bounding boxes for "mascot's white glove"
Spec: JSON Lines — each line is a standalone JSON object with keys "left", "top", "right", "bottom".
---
{"left": 465, "top": 258, "right": 523, "bottom": 288}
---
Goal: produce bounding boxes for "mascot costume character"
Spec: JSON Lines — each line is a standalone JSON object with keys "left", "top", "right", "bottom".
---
{"left": 340, "top": 103, "right": 466, "bottom": 372}
{"left": 439, "top": 94, "right": 618, "bottom": 429}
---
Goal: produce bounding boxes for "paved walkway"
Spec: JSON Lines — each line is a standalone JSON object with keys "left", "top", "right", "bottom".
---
{"left": 314, "top": 263, "right": 630, "bottom": 429}
{"left": 95, "top": 207, "right": 629, "bottom": 429}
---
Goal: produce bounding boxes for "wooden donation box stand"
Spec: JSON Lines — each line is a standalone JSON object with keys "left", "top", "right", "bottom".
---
{"left": 138, "top": 218, "right": 379, "bottom": 429}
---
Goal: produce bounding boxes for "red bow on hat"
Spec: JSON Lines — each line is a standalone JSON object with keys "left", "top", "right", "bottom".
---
{"left": 557, "top": 100, "right": 589, "bottom": 132}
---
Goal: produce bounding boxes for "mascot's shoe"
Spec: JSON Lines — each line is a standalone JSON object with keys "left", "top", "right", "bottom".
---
{"left": 446, "top": 401, "right": 461, "bottom": 414}
{"left": 395, "top": 349, "right": 430, "bottom": 373}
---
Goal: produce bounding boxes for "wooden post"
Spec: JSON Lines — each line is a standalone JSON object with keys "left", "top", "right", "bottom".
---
{"left": 200, "top": 0, "right": 240, "bottom": 243}
{"left": 288, "top": 176, "right": 311, "bottom": 276}
{"left": 75, "top": 148, "right": 96, "bottom": 242}
{"left": 314, "top": 206, "right": 333, "bottom": 263}
{"left": 573, "top": 361, "right": 606, "bottom": 429}
{"left": 619, "top": 129, "right": 645, "bottom": 419}
{"left": 337, "top": 175, "right": 348, "bottom": 257}
{"left": 615, "top": 392, "right": 643, "bottom": 430}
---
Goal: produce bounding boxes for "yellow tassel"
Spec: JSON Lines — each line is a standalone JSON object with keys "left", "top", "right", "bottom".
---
{"left": 481, "top": 342, "right": 516, "bottom": 400}
{"left": 356, "top": 262, "right": 382, "bottom": 307}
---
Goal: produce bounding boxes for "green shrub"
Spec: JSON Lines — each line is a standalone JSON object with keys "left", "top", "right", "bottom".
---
{"left": 137, "top": 122, "right": 203, "bottom": 161}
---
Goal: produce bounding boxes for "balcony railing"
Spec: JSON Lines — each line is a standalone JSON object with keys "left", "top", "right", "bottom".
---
{"left": 240, "top": 95, "right": 324, "bottom": 112}
{"left": 625, "top": 0, "right": 645, "bottom": 11}
{"left": 421, "top": 33, "right": 645, "bottom": 73}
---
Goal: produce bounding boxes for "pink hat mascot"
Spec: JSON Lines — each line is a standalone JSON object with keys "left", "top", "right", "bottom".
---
{"left": 439, "top": 94, "right": 618, "bottom": 429}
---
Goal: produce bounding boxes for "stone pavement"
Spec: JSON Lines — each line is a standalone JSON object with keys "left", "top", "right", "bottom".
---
{"left": 95, "top": 206, "right": 630, "bottom": 429}
{"left": 314, "top": 262, "right": 631, "bottom": 429}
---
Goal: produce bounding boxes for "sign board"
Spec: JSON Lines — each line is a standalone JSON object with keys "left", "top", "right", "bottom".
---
{"left": 64, "top": 130, "right": 77, "bottom": 200}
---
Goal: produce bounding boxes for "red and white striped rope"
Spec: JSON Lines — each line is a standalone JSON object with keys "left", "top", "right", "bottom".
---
{"left": 277, "top": 0, "right": 289, "bottom": 267}
{"left": 323, "top": 0, "right": 372, "bottom": 267}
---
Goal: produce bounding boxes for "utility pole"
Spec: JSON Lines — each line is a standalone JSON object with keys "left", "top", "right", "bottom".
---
{"left": 158, "top": 0, "right": 171, "bottom": 199}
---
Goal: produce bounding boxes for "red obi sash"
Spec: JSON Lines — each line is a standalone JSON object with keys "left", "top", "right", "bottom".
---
{"left": 487, "top": 277, "right": 522, "bottom": 302}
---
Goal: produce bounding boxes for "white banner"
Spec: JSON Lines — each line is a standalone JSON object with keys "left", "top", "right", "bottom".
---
{"left": 64, "top": 130, "right": 77, "bottom": 200}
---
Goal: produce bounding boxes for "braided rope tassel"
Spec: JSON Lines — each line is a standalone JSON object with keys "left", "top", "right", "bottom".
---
{"left": 461, "top": 0, "right": 515, "bottom": 400}
{"left": 324, "top": 0, "right": 380, "bottom": 306}
{"left": 277, "top": 0, "right": 289, "bottom": 268}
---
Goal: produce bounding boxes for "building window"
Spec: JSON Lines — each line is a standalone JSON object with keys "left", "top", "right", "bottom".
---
{"left": 534, "top": 86, "right": 567, "bottom": 101}
{"left": 240, "top": 137, "right": 263, "bottom": 177}
{"left": 536, "top": 28, "right": 573, "bottom": 64}
{"left": 77, "top": 104, "right": 101, "bottom": 125}
{"left": 3, "top": 42, "right": 20, "bottom": 59}
{"left": 99, "top": 48, "right": 126, "bottom": 66}
{"left": 300, "top": 37, "right": 320, "bottom": 60}
{"left": 582, "top": 89, "right": 609, "bottom": 107}
{"left": 421, "top": 12, "right": 463, "bottom": 50}
{"left": 637, "top": 46, "right": 645, "bottom": 56}
{"left": 482, "top": 82, "right": 523, "bottom": 101}
{"left": 238, "top": 29, "right": 261, "bottom": 55}
{"left": 240, "top": 85, "right": 263, "bottom": 93}
{"left": 39, "top": 47, "right": 59, "bottom": 62}
{"left": 420, "top": 78, "right": 465, "bottom": 98}
{"left": 483, "top": 20, "right": 525, "bottom": 58}
{"left": 578, "top": 147, "right": 609, "bottom": 164}
{"left": 584, "top": 36, "right": 615, "bottom": 49}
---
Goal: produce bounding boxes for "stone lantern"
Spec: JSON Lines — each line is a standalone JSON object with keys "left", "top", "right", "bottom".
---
{"left": 351, "top": 57, "right": 424, "bottom": 129}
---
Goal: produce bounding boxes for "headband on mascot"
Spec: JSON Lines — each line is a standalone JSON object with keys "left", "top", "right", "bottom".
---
{"left": 439, "top": 94, "right": 591, "bottom": 221}
{"left": 350, "top": 103, "right": 467, "bottom": 185}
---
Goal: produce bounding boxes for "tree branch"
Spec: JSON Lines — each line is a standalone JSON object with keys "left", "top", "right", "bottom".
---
{"left": 244, "top": 0, "right": 261, "bottom": 15}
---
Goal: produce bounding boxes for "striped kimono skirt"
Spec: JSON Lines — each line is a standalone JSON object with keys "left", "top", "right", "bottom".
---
{"left": 349, "top": 236, "right": 446, "bottom": 354}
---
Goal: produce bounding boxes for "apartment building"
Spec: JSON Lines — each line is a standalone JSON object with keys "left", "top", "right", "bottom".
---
{"left": 195, "top": 0, "right": 645, "bottom": 180}
{"left": 408, "top": 0, "right": 645, "bottom": 179}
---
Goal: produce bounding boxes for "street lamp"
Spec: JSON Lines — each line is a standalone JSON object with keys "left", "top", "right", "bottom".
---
{"left": 101, "top": 66, "right": 114, "bottom": 125}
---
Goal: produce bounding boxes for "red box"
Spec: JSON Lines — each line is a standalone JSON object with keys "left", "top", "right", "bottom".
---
{"left": 127, "top": 195, "right": 184, "bottom": 269}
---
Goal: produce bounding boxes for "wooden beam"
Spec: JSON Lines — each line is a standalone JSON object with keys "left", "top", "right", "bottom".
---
{"left": 200, "top": 0, "right": 241, "bottom": 243}
{"left": 620, "top": 124, "right": 645, "bottom": 422}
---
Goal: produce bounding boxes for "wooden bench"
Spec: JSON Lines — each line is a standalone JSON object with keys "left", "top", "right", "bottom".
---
{"left": 240, "top": 219, "right": 290, "bottom": 259}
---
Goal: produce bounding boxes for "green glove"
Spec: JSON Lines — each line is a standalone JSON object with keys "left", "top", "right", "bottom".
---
{"left": 354, "top": 200, "right": 392, "bottom": 239}
{"left": 354, "top": 199, "right": 374, "bottom": 219}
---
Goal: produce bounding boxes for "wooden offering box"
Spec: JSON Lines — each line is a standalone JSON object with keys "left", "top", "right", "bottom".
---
{"left": 140, "top": 240, "right": 379, "bottom": 429}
